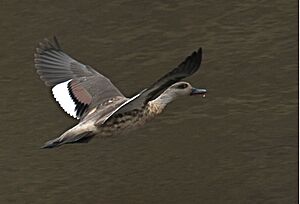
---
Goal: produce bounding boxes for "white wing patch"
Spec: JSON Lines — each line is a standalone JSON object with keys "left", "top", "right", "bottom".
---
{"left": 52, "top": 79, "right": 79, "bottom": 119}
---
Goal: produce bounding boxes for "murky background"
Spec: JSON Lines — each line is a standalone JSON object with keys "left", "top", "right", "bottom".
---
{"left": 0, "top": 0, "right": 298, "bottom": 203}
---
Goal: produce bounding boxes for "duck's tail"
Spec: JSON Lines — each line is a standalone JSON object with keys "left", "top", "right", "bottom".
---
{"left": 41, "top": 125, "right": 96, "bottom": 149}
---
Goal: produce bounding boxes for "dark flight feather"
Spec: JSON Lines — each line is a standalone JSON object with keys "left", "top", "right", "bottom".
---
{"left": 103, "top": 48, "right": 202, "bottom": 124}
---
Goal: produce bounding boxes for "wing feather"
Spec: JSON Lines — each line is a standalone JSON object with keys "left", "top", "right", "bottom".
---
{"left": 35, "top": 37, "right": 125, "bottom": 119}
{"left": 102, "top": 48, "right": 202, "bottom": 124}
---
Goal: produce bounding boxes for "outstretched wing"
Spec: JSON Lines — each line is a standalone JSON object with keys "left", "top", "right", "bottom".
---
{"left": 102, "top": 48, "right": 202, "bottom": 124}
{"left": 142, "top": 48, "right": 202, "bottom": 101}
{"left": 35, "top": 37, "right": 125, "bottom": 119}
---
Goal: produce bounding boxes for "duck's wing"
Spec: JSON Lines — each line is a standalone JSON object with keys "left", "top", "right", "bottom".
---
{"left": 35, "top": 37, "right": 125, "bottom": 119}
{"left": 140, "top": 48, "right": 202, "bottom": 101}
{"left": 102, "top": 48, "right": 202, "bottom": 124}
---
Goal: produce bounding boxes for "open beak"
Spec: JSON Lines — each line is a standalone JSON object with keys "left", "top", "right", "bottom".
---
{"left": 190, "top": 87, "right": 207, "bottom": 96}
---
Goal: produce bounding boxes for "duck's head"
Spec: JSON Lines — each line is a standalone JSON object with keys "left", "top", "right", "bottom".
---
{"left": 168, "top": 81, "right": 207, "bottom": 97}
{"left": 155, "top": 81, "right": 207, "bottom": 105}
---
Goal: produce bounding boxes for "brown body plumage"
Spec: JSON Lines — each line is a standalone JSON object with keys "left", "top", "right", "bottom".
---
{"left": 101, "top": 100, "right": 164, "bottom": 133}
{"left": 35, "top": 37, "right": 206, "bottom": 148}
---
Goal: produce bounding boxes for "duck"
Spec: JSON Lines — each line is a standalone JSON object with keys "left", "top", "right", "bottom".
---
{"left": 35, "top": 37, "right": 207, "bottom": 148}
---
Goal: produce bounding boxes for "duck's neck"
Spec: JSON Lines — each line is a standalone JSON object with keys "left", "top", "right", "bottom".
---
{"left": 147, "top": 92, "right": 176, "bottom": 114}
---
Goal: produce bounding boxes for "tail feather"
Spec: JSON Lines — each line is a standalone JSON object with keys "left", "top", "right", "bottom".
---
{"left": 41, "top": 131, "right": 95, "bottom": 149}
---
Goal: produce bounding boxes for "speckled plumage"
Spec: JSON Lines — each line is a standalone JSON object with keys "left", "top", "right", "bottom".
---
{"left": 35, "top": 37, "right": 206, "bottom": 148}
{"left": 100, "top": 100, "right": 164, "bottom": 134}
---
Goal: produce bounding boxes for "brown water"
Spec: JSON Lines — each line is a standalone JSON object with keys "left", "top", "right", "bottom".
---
{"left": 0, "top": 0, "right": 298, "bottom": 203}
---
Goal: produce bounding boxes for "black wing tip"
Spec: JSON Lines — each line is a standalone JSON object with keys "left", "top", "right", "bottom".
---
{"left": 190, "top": 47, "right": 202, "bottom": 56}
{"left": 197, "top": 47, "right": 202, "bottom": 61}
{"left": 181, "top": 47, "right": 203, "bottom": 74}
{"left": 193, "top": 47, "right": 202, "bottom": 68}
{"left": 198, "top": 47, "right": 202, "bottom": 53}
{"left": 195, "top": 47, "right": 202, "bottom": 59}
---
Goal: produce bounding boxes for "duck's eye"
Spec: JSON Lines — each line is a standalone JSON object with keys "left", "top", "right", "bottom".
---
{"left": 176, "top": 84, "right": 188, "bottom": 89}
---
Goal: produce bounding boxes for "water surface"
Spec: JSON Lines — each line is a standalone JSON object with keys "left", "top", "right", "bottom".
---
{"left": 0, "top": 0, "right": 298, "bottom": 203}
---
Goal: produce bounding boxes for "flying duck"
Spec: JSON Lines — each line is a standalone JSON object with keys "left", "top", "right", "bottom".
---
{"left": 35, "top": 37, "right": 207, "bottom": 148}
